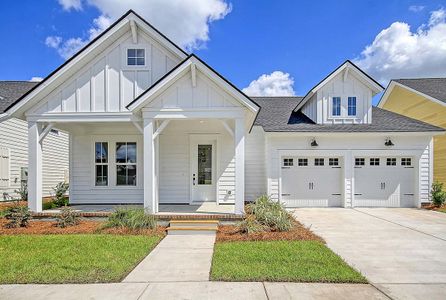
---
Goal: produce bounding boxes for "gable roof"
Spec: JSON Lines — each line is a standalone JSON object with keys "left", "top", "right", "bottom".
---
{"left": 379, "top": 78, "right": 446, "bottom": 108}
{"left": 294, "top": 60, "right": 384, "bottom": 112}
{"left": 4, "top": 10, "right": 187, "bottom": 118}
{"left": 254, "top": 96, "right": 443, "bottom": 133}
{"left": 0, "top": 81, "right": 38, "bottom": 113}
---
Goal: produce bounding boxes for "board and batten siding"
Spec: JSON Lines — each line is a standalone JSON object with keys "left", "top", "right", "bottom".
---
{"left": 0, "top": 118, "right": 69, "bottom": 199}
{"left": 28, "top": 31, "right": 180, "bottom": 115}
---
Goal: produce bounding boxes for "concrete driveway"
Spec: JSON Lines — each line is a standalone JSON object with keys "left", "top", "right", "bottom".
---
{"left": 293, "top": 208, "right": 446, "bottom": 300}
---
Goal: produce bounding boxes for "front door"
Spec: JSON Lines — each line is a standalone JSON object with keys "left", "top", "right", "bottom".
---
{"left": 190, "top": 135, "right": 217, "bottom": 203}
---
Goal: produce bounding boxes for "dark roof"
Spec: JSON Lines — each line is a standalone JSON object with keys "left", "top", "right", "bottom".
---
{"left": 395, "top": 78, "right": 446, "bottom": 104}
{"left": 253, "top": 96, "right": 444, "bottom": 132}
{"left": 0, "top": 81, "right": 39, "bottom": 113}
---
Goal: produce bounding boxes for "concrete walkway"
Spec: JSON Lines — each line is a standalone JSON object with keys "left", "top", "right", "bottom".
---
{"left": 294, "top": 208, "right": 446, "bottom": 300}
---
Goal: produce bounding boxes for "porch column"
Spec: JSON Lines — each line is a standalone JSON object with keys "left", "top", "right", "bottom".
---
{"left": 28, "top": 121, "right": 43, "bottom": 212}
{"left": 234, "top": 117, "right": 245, "bottom": 215}
{"left": 143, "top": 118, "right": 156, "bottom": 213}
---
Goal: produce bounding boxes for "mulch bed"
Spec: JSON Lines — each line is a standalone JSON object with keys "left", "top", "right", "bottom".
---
{"left": 0, "top": 201, "right": 28, "bottom": 210}
{"left": 216, "top": 221, "right": 325, "bottom": 243}
{"left": 423, "top": 204, "right": 446, "bottom": 212}
{"left": 0, "top": 219, "right": 166, "bottom": 236}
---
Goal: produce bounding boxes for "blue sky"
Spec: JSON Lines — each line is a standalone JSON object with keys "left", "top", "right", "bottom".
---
{"left": 0, "top": 0, "right": 445, "bottom": 103}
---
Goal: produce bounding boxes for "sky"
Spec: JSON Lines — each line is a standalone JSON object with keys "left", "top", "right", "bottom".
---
{"left": 0, "top": 0, "right": 445, "bottom": 104}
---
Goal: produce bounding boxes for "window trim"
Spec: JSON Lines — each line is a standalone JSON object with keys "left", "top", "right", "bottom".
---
{"left": 370, "top": 158, "right": 380, "bottom": 166}
{"left": 127, "top": 48, "right": 146, "bottom": 66}
{"left": 94, "top": 142, "right": 109, "bottom": 187}
{"left": 329, "top": 158, "right": 339, "bottom": 166}
{"left": 314, "top": 158, "right": 325, "bottom": 166}
{"left": 298, "top": 158, "right": 308, "bottom": 166}
{"left": 331, "top": 97, "right": 341, "bottom": 117}
{"left": 283, "top": 158, "right": 294, "bottom": 167}
{"left": 348, "top": 96, "right": 357, "bottom": 116}
{"left": 116, "top": 142, "right": 137, "bottom": 186}
{"left": 386, "top": 157, "right": 397, "bottom": 166}
{"left": 355, "top": 158, "right": 365, "bottom": 166}
{"left": 121, "top": 45, "right": 149, "bottom": 70}
{"left": 401, "top": 157, "right": 412, "bottom": 166}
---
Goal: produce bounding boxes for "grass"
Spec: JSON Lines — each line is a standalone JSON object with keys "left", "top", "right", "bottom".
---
{"left": 0, "top": 234, "right": 162, "bottom": 284}
{"left": 211, "top": 240, "right": 366, "bottom": 283}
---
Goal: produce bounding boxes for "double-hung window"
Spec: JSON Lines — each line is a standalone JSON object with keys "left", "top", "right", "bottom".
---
{"left": 116, "top": 142, "right": 137, "bottom": 186}
{"left": 95, "top": 142, "right": 108, "bottom": 186}
{"left": 348, "top": 97, "right": 357, "bottom": 116}
{"left": 332, "top": 97, "right": 341, "bottom": 116}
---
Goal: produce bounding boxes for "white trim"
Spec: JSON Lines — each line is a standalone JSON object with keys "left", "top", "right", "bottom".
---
{"left": 220, "top": 120, "right": 234, "bottom": 137}
{"left": 191, "top": 63, "right": 197, "bottom": 87}
{"left": 152, "top": 120, "right": 170, "bottom": 140}
{"left": 130, "top": 20, "right": 138, "bottom": 44}
{"left": 38, "top": 123, "right": 54, "bottom": 142}
{"left": 26, "top": 112, "right": 136, "bottom": 123}
{"left": 142, "top": 108, "right": 246, "bottom": 120}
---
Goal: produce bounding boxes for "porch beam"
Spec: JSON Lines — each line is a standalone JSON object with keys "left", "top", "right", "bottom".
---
{"left": 38, "top": 123, "right": 54, "bottom": 142}
{"left": 152, "top": 120, "right": 170, "bottom": 140}
{"left": 234, "top": 117, "right": 245, "bottom": 215}
{"left": 131, "top": 119, "right": 143, "bottom": 134}
{"left": 28, "top": 122, "right": 43, "bottom": 212}
{"left": 143, "top": 119, "right": 157, "bottom": 213}
{"left": 220, "top": 120, "right": 234, "bottom": 137}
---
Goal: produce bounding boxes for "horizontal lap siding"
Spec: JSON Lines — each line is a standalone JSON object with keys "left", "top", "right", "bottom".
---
{"left": 245, "top": 126, "right": 266, "bottom": 201}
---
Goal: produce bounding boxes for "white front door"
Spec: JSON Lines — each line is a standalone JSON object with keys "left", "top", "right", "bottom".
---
{"left": 190, "top": 135, "right": 217, "bottom": 203}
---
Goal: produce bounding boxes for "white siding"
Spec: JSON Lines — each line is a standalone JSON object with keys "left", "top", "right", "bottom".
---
{"left": 245, "top": 126, "right": 266, "bottom": 201}
{"left": 301, "top": 94, "right": 318, "bottom": 123}
{"left": 0, "top": 118, "right": 69, "bottom": 199}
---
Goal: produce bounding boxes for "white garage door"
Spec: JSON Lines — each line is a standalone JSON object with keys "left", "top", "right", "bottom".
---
{"left": 281, "top": 157, "right": 342, "bottom": 207}
{"left": 354, "top": 157, "right": 415, "bottom": 207}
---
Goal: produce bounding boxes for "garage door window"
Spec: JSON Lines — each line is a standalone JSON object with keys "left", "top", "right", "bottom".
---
{"left": 355, "top": 158, "right": 365, "bottom": 166}
{"left": 401, "top": 158, "right": 412, "bottom": 166}
{"left": 329, "top": 158, "right": 339, "bottom": 166}
{"left": 370, "top": 158, "right": 380, "bottom": 166}
{"left": 314, "top": 158, "right": 325, "bottom": 166}
{"left": 386, "top": 158, "right": 396, "bottom": 166}
{"left": 298, "top": 158, "right": 308, "bottom": 166}
{"left": 283, "top": 158, "right": 294, "bottom": 166}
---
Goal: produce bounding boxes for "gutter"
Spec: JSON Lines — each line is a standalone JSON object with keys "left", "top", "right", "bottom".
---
{"left": 0, "top": 113, "right": 9, "bottom": 122}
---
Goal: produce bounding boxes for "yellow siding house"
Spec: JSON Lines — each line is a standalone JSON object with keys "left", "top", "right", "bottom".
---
{"left": 379, "top": 79, "right": 446, "bottom": 185}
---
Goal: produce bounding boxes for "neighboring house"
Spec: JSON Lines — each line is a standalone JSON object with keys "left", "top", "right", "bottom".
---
{"left": 379, "top": 79, "right": 446, "bottom": 187}
{"left": 1, "top": 10, "right": 443, "bottom": 213}
{"left": 0, "top": 81, "right": 69, "bottom": 199}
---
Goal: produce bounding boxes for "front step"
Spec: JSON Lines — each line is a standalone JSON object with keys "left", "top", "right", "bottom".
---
{"left": 167, "top": 220, "right": 219, "bottom": 235}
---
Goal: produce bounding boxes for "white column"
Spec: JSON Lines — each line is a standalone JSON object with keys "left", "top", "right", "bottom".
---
{"left": 234, "top": 118, "right": 245, "bottom": 215}
{"left": 28, "top": 122, "right": 43, "bottom": 212}
{"left": 143, "top": 118, "right": 156, "bottom": 213}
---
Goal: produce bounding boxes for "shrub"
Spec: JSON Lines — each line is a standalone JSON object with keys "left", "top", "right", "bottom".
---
{"left": 14, "top": 183, "right": 28, "bottom": 201}
{"left": 246, "top": 195, "right": 293, "bottom": 232}
{"left": 3, "top": 205, "right": 31, "bottom": 228}
{"left": 43, "top": 201, "right": 57, "bottom": 210}
{"left": 237, "top": 214, "right": 268, "bottom": 234}
{"left": 102, "top": 207, "right": 156, "bottom": 230}
{"left": 52, "top": 182, "right": 69, "bottom": 207}
{"left": 56, "top": 207, "right": 80, "bottom": 228}
{"left": 431, "top": 181, "right": 446, "bottom": 207}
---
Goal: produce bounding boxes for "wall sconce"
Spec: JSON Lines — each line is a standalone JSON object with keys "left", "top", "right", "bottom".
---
{"left": 310, "top": 138, "right": 318, "bottom": 147}
{"left": 385, "top": 138, "right": 394, "bottom": 147}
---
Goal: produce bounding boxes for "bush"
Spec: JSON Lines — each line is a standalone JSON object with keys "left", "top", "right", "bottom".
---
{"left": 14, "top": 183, "right": 28, "bottom": 201}
{"left": 3, "top": 205, "right": 31, "bottom": 228}
{"left": 246, "top": 195, "right": 293, "bottom": 232}
{"left": 431, "top": 181, "right": 446, "bottom": 207}
{"left": 43, "top": 201, "right": 57, "bottom": 210}
{"left": 102, "top": 207, "right": 156, "bottom": 230}
{"left": 56, "top": 207, "right": 80, "bottom": 228}
{"left": 237, "top": 214, "right": 268, "bottom": 234}
{"left": 52, "top": 182, "right": 69, "bottom": 207}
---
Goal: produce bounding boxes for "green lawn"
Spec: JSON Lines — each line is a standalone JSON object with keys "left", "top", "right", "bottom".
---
{"left": 211, "top": 240, "right": 366, "bottom": 283}
{"left": 0, "top": 234, "right": 162, "bottom": 284}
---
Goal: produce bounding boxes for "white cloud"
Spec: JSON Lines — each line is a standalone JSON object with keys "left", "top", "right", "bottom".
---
{"left": 30, "top": 77, "right": 43, "bottom": 82}
{"left": 354, "top": 8, "right": 446, "bottom": 83}
{"left": 45, "top": 36, "right": 62, "bottom": 48}
{"left": 409, "top": 5, "right": 425, "bottom": 12}
{"left": 242, "top": 71, "right": 295, "bottom": 97}
{"left": 48, "top": 0, "right": 231, "bottom": 59}
{"left": 58, "top": 0, "right": 82, "bottom": 11}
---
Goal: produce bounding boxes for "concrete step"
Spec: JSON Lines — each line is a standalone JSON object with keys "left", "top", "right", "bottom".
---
{"left": 169, "top": 220, "right": 219, "bottom": 229}
{"left": 167, "top": 226, "right": 217, "bottom": 235}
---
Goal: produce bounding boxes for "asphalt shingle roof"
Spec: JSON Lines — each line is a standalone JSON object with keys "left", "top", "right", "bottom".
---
{"left": 395, "top": 78, "right": 446, "bottom": 104}
{"left": 253, "top": 96, "right": 444, "bottom": 132}
{"left": 0, "top": 81, "right": 38, "bottom": 113}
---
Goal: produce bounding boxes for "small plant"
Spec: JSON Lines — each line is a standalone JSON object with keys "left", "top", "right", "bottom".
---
{"left": 3, "top": 205, "right": 31, "bottom": 228}
{"left": 43, "top": 201, "right": 57, "bottom": 210}
{"left": 14, "top": 183, "right": 28, "bottom": 201}
{"left": 246, "top": 195, "right": 293, "bottom": 232}
{"left": 102, "top": 207, "right": 156, "bottom": 230}
{"left": 431, "top": 181, "right": 446, "bottom": 207}
{"left": 237, "top": 214, "right": 268, "bottom": 234}
{"left": 52, "top": 182, "right": 69, "bottom": 207}
{"left": 56, "top": 207, "right": 80, "bottom": 228}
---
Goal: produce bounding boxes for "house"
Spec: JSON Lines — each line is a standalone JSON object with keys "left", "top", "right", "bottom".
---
{"left": 379, "top": 78, "right": 446, "bottom": 186}
{"left": 1, "top": 10, "right": 443, "bottom": 213}
{"left": 0, "top": 81, "right": 69, "bottom": 199}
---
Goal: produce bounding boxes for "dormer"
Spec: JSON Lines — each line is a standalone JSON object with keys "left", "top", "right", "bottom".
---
{"left": 295, "top": 61, "right": 384, "bottom": 124}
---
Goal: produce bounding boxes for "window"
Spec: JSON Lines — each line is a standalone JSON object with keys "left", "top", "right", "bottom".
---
{"left": 314, "top": 158, "right": 325, "bottom": 166}
{"left": 386, "top": 158, "right": 396, "bottom": 166}
{"left": 370, "top": 158, "right": 380, "bottom": 166}
{"left": 298, "top": 158, "right": 308, "bottom": 166}
{"left": 332, "top": 97, "right": 341, "bottom": 116}
{"left": 116, "top": 142, "right": 137, "bottom": 186}
{"left": 0, "top": 147, "right": 10, "bottom": 188}
{"left": 50, "top": 129, "right": 59, "bottom": 135}
{"left": 127, "top": 49, "right": 145, "bottom": 66}
{"left": 283, "top": 158, "right": 294, "bottom": 166}
{"left": 329, "top": 158, "right": 339, "bottom": 166}
{"left": 95, "top": 142, "right": 108, "bottom": 186}
{"left": 401, "top": 158, "right": 412, "bottom": 166}
{"left": 348, "top": 97, "right": 357, "bottom": 116}
{"left": 355, "top": 158, "right": 365, "bottom": 166}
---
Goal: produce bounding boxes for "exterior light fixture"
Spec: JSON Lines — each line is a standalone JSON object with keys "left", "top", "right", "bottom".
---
{"left": 310, "top": 138, "right": 318, "bottom": 147}
{"left": 385, "top": 138, "right": 394, "bottom": 147}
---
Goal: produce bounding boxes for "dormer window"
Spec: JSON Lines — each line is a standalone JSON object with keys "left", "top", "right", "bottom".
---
{"left": 348, "top": 97, "right": 357, "bottom": 116}
{"left": 332, "top": 97, "right": 341, "bottom": 116}
{"left": 127, "top": 49, "right": 145, "bottom": 66}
